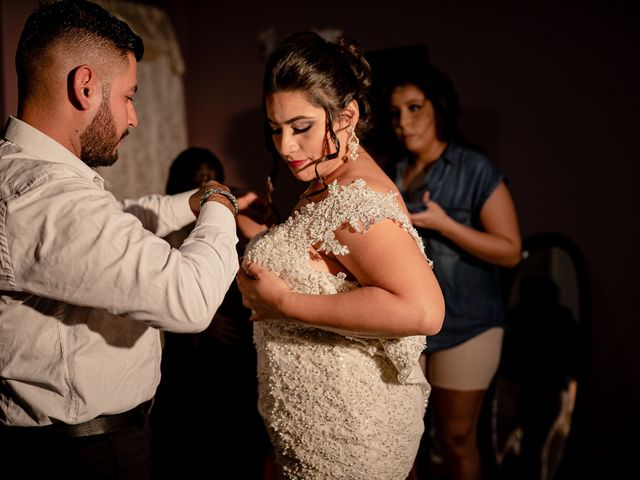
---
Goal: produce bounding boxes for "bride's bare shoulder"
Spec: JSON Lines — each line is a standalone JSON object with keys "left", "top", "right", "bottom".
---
{"left": 337, "top": 156, "right": 399, "bottom": 195}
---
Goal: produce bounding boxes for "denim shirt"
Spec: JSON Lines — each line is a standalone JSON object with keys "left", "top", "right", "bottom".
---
{"left": 393, "top": 142, "right": 505, "bottom": 351}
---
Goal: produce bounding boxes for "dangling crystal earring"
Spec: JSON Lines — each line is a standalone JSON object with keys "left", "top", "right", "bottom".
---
{"left": 347, "top": 127, "right": 359, "bottom": 162}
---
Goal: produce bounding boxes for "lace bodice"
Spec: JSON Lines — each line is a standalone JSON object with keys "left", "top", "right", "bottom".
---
{"left": 244, "top": 179, "right": 431, "bottom": 479}
{"left": 246, "top": 178, "right": 427, "bottom": 291}
{"left": 245, "top": 179, "right": 430, "bottom": 381}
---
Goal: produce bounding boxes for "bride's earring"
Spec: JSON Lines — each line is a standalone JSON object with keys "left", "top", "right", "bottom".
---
{"left": 347, "top": 127, "right": 359, "bottom": 162}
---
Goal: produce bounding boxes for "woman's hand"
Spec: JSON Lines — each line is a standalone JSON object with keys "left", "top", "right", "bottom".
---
{"left": 236, "top": 191, "right": 259, "bottom": 211}
{"left": 409, "top": 192, "right": 452, "bottom": 232}
{"left": 236, "top": 261, "right": 292, "bottom": 320}
{"left": 411, "top": 183, "right": 522, "bottom": 267}
{"left": 235, "top": 192, "right": 273, "bottom": 241}
{"left": 237, "top": 191, "right": 278, "bottom": 225}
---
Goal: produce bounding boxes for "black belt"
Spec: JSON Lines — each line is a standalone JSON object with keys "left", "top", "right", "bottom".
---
{"left": 0, "top": 399, "right": 153, "bottom": 439}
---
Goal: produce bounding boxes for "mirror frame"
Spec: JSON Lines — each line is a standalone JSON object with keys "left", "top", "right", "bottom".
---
{"left": 491, "top": 231, "right": 590, "bottom": 479}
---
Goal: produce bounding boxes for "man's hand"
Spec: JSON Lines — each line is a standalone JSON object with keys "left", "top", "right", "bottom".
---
{"left": 189, "top": 180, "right": 236, "bottom": 217}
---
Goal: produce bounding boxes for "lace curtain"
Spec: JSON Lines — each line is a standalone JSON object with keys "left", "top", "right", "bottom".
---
{"left": 93, "top": 0, "right": 188, "bottom": 200}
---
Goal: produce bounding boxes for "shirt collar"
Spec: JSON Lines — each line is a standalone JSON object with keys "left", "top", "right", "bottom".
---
{"left": 3, "top": 116, "right": 106, "bottom": 187}
{"left": 441, "top": 142, "right": 461, "bottom": 165}
{"left": 398, "top": 141, "right": 459, "bottom": 172}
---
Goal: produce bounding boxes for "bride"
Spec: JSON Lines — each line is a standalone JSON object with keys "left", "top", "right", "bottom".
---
{"left": 236, "top": 31, "right": 445, "bottom": 480}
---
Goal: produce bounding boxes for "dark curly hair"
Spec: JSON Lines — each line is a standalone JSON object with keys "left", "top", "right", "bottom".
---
{"left": 263, "top": 31, "right": 374, "bottom": 143}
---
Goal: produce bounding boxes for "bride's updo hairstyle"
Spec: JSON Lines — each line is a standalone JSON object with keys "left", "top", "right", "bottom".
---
{"left": 263, "top": 30, "right": 374, "bottom": 142}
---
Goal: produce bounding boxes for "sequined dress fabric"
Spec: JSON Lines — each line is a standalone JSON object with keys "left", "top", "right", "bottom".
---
{"left": 244, "top": 180, "right": 431, "bottom": 479}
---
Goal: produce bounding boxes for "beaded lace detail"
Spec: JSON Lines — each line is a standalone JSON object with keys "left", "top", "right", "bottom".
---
{"left": 244, "top": 179, "right": 431, "bottom": 479}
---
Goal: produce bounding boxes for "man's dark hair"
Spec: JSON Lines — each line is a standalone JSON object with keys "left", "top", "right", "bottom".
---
{"left": 16, "top": 0, "right": 144, "bottom": 99}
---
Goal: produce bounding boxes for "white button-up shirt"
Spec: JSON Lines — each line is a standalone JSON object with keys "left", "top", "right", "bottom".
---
{"left": 0, "top": 117, "right": 239, "bottom": 426}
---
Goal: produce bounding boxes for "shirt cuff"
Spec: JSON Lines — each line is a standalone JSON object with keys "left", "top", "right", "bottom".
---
{"left": 198, "top": 199, "right": 237, "bottom": 230}
{"left": 168, "top": 189, "right": 198, "bottom": 225}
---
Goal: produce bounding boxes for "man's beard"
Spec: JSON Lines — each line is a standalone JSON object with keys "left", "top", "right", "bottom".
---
{"left": 80, "top": 96, "right": 128, "bottom": 168}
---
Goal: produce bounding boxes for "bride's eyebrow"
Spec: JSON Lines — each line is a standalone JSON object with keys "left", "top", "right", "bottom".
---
{"left": 267, "top": 115, "right": 315, "bottom": 126}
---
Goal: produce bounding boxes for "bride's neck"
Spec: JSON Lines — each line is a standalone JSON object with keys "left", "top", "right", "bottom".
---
{"left": 321, "top": 157, "right": 350, "bottom": 184}
{"left": 300, "top": 156, "right": 350, "bottom": 200}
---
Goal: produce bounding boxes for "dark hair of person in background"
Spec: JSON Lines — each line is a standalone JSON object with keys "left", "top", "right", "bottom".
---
{"left": 165, "top": 146, "right": 225, "bottom": 194}
{"left": 379, "top": 63, "right": 486, "bottom": 173}
{"left": 388, "top": 65, "right": 460, "bottom": 141}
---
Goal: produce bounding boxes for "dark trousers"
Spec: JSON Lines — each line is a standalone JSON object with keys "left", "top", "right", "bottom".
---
{"left": 0, "top": 418, "right": 152, "bottom": 480}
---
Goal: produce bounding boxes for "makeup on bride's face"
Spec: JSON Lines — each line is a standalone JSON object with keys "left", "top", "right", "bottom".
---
{"left": 266, "top": 91, "right": 337, "bottom": 183}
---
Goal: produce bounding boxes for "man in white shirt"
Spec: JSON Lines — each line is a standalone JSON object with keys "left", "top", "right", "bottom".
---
{"left": 0, "top": 1, "right": 239, "bottom": 478}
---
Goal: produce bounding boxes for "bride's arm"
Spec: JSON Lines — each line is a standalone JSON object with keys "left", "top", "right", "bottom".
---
{"left": 237, "top": 217, "right": 444, "bottom": 337}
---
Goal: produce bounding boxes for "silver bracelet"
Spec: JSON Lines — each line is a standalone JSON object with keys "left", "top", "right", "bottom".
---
{"left": 199, "top": 187, "right": 239, "bottom": 216}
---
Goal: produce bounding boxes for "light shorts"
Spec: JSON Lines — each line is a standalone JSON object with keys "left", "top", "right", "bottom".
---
{"left": 427, "top": 326, "right": 504, "bottom": 391}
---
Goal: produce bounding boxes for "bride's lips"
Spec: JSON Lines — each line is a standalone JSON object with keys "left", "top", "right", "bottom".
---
{"left": 287, "top": 159, "right": 307, "bottom": 169}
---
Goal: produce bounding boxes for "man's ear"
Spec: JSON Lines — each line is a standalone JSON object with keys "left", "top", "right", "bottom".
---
{"left": 68, "top": 65, "right": 98, "bottom": 110}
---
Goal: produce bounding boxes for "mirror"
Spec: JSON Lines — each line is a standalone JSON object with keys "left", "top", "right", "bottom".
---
{"left": 492, "top": 232, "right": 588, "bottom": 480}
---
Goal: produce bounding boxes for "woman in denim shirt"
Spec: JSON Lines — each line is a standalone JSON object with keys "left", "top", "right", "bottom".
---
{"left": 384, "top": 65, "right": 521, "bottom": 480}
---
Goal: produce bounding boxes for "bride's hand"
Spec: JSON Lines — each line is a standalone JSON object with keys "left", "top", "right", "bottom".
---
{"left": 236, "top": 261, "right": 291, "bottom": 320}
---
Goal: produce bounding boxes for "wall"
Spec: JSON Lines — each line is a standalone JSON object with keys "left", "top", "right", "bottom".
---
{"left": 2, "top": 0, "right": 639, "bottom": 473}
{"left": 165, "top": 0, "right": 640, "bottom": 473}
{"left": 1, "top": 0, "right": 38, "bottom": 119}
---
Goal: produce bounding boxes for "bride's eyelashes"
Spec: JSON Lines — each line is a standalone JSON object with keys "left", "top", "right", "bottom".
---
{"left": 292, "top": 124, "right": 312, "bottom": 134}
{"left": 268, "top": 124, "right": 313, "bottom": 136}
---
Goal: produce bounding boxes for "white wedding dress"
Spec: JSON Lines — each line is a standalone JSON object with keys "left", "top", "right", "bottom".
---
{"left": 244, "top": 179, "right": 431, "bottom": 479}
